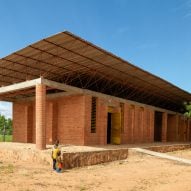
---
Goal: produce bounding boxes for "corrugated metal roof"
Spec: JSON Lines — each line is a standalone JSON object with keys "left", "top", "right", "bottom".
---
{"left": 0, "top": 31, "right": 190, "bottom": 112}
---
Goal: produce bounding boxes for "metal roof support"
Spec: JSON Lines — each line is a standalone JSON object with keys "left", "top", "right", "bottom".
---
{"left": 0, "top": 31, "right": 190, "bottom": 112}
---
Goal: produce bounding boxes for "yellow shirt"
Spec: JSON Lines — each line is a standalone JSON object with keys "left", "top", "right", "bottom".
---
{"left": 52, "top": 148, "right": 60, "bottom": 159}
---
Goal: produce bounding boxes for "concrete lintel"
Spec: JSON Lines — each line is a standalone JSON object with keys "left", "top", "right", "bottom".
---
{"left": 83, "top": 89, "right": 176, "bottom": 115}
{"left": 8, "top": 77, "right": 177, "bottom": 115}
{"left": 44, "top": 79, "right": 177, "bottom": 114}
{"left": 13, "top": 92, "right": 82, "bottom": 102}
{"left": 42, "top": 78, "right": 84, "bottom": 93}
{"left": 0, "top": 78, "right": 42, "bottom": 95}
{"left": 47, "top": 91, "right": 83, "bottom": 99}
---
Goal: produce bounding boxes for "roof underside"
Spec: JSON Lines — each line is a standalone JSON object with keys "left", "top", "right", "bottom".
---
{"left": 0, "top": 31, "right": 191, "bottom": 112}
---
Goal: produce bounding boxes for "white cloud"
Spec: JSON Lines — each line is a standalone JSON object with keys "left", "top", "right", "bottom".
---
{"left": 0, "top": 101, "right": 12, "bottom": 119}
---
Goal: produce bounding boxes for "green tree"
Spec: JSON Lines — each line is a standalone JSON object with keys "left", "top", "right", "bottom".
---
{"left": 184, "top": 102, "right": 191, "bottom": 118}
{"left": 0, "top": 114, "right": 12, "bottom": 135}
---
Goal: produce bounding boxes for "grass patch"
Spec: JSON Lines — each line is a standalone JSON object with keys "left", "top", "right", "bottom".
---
{"left": 0, "top": 135, "right": 12, "bottom": 142}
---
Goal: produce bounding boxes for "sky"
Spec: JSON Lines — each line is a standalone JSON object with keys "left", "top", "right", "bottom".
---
{"left": 0, "top": 0, "right": 191, "bottom": 118}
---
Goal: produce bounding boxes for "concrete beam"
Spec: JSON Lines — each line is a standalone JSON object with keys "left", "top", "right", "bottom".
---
{"left": 1, "top": 77, "right": 176, "bottom": 115}
{"left": 0, "top": 78, "right": 42, "bottom": 95}
{"left": 14, "top": 92, "right": 82, "bottom": 102}
{"left": 47, "top": 91, "right": 83, "bottom": 99}
{"left": 42, "top": 78, "right": 84, "bottom": 93}
{"left": 42, "top": 78, "right": 176, "bottom": 114}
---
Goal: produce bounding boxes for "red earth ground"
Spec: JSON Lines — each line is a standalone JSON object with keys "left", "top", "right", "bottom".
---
{"left": 0, "top": 143, "right": 191, "bottom": 191}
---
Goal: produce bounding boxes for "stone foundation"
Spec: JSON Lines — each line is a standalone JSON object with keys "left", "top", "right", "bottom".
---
{"left": 146, "top": 144, "right": 191, "bottom": 153}
{"left": 62, "top": 149, "right": 128, "bottom": 169}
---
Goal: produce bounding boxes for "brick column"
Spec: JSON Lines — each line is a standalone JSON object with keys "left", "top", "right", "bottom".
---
{"left": 162, "top": 112, "right": 167, "bottom": 142}
{"left": 149, "top": 109, "right": 154, "bottom": 142}
{"left": 36, "top": 84, "right": 46, "bottom": 150}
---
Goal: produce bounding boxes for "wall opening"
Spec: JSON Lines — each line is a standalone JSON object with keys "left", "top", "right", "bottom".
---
{"left": 107, "top": 107, "right": 121, "bottom": 145}
{"left": 167, "top": 114, "right": 176, "bottom": 142}
{"left": 91, "top": 97, "right": 97, "bottom": 133}
{"left": 107, "top": 112, "right": 112, "bottom": 144}
{"left": 0, "top": 101, "right": 13, "bottom": 142}
{"left": 154, "top": 111, "right": 163, "bottom": 142}
{"left": 111, "top": 112, "right": 121, "bottom": 144}
{"left": 120, "top": 103, "right": 124, "bottom": 133}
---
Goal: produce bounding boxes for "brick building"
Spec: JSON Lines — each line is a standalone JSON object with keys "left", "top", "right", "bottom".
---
{"left": 0, "top": 31, "right": 191, "bottom": 149}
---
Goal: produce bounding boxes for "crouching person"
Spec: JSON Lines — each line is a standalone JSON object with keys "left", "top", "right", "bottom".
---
{"left": 56, "top": 150, "right": 63, "bottom": 173}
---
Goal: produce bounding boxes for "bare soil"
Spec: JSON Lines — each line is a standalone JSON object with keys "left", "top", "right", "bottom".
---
{"left": 0, "top": 144, "right": 191, "bottom": 191}
{"left": 168, "top": 149, "right": 191, "bottom": 160}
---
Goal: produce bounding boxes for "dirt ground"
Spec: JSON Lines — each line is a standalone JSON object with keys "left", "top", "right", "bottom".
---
{"left": 168, "top": 149, "right": 191, "bottom": 160}
{"left": 0, "top": 148, "right": 191, "bottom": 191}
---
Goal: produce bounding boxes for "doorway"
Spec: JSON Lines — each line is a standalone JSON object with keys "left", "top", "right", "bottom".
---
{"left": 107, "top": 110, "right": 121, "bottom": 144}
{"left": 107, "top": 113, "right": 112, "bottom": 144}
{"left": 154, "top": 111, "right": 163, "bottom": 142}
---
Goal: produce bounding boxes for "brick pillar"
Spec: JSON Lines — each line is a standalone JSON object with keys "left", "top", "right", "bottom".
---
{"left": 36, "top": 84, "right": 46, "bottom": 150}
{"left": 162, "top": 112, "right": 167, "bottom": 142}
{"left": 149, "top": 109, "right": 154, "bottom": 142}
{"left": 97, "top": 98, "right": 107, "bottom": 145}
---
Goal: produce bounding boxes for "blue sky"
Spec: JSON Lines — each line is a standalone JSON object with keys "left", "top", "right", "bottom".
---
{"left": 0, "top": 0, "right": 191, "bottom": 118}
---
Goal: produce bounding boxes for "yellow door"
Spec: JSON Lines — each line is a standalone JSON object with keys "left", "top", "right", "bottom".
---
{"left": 111, "top": 112, "right": 121, "bottom": 144}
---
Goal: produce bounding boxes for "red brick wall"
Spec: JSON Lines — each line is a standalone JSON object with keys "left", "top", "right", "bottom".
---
{"left": 46, "top": 102, "right": 53, "bottom": 144}
{"left": 13, "top": 93, "right": 190, "bottom": 146}
{"left": 52, "top": 102, "right": 58, "bottom": 144}
{"left": 84, "top": 98, "right": 155, "bottom": 145}
{"left": 189, "top": 120, "right": 191, "bottom": 141}
{"left": 121, "top": 104, "right": 154, "bottom": 144}
{"left": 162, "top": 112, "right": 168, "bottom": 142}
{"left": 43, "top": 101, "right": 58, "bottom": 144}
{"left": 97, "top": 99, "right": 108, "bottom": 145}
{"left": 167, "top": 114, "right": 178, "bottom": 141}
{"left": 84, "top": 97, "right": 108, "bottom": 145}
{"left": 121, "top": 103, "right": 130, "bottom": 143}
{"left": 32, "top": 105, "right": 36, "bottom": 143}
{"left": 178, "top": 116, "right": 187, "bottom": 141}
{"left": 150, "top": 109, "right": 155, "bottom": 142}
{"left": 143, "top": 107, "right": 154, "bottom": 142}
{"left": 27, "top": 104, "right": 33, "bottom": 143}
{"left": 13, "top": 103, "right": 28, "bottom": 142}
{"left": 122, "top": 103, "right": 134, "bottom": 143}
{"left": 56, "top": 95, "right": 86, "bottom": 145}
{"left": 13, "top": 95, "right": 87, "bottom": 145}
{"left": 177, "top": 116, "right": 191, "bottom": 142}
{"left": 186, "top": 119, "right": 191, "bottom": 141}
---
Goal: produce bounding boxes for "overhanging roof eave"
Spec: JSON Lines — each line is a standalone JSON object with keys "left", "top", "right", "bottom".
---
{"left": 0, "top": 31, "right": 190, "bottom": 111}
